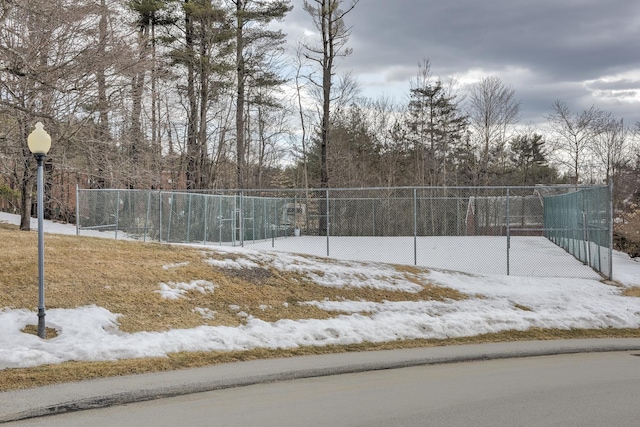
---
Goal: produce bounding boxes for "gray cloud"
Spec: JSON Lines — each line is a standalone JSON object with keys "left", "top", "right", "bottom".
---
{"left": 586, "top": 79, "right": 640, "bottom": 91}
{"left": 285, "top": 0, "right": 640, "bottom": 123}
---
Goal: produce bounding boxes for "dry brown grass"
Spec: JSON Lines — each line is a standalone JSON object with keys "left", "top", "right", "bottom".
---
{"left": 512, "top": 303, "right": 533, "bottom": 312}
{"left": 2, "top": 223, "right": 639, "bottom": 392}
{"left": 623, "top": 287, "right": 640, "bottom": 297}
{"left": 21, "top": 325, "right": 58, "bottom": 338}
{"left": 0, "top": 224, "right": 466, "bottom": 333}
{"left": 1, "top": 224, "right": 466, "bottom": 332}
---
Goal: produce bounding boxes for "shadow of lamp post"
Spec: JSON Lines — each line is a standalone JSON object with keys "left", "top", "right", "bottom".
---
{"left": 27, "top": 122, "right": 51, "bottom": 339}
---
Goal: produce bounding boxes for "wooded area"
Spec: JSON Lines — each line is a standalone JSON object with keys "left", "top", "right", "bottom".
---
{"left": 1, "top": 0, "right": 638, "bottom": 231}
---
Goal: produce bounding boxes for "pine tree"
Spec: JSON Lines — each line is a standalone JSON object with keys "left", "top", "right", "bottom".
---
{"left": 228, "top": 0, "right": 292, "bottom": 189}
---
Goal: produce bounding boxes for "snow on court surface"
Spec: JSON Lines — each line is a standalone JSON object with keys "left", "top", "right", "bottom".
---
{"left": 246, "top": 235, "right": 603, "bottom": 278}
{"left": 1, "top": 211, "right": 640, "bottom": 369}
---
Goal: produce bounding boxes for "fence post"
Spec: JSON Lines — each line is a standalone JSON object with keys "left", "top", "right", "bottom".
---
{"left": 158, "top": 191, "right": 162, "bottom": 243}
{"left": 218, "top": 196, "right": 222, "bottom": 245}
{"left": 203, "top": 195, "right": 208, "bottom": 245}
{"left": 294, "top": 195, "right": 298, "bottom": 234}
{"left": 608, "top": 181, "right": 614, "bottom": 280}
{"left": 506, "top": 188, "right": 510, "bottom": 275}
{"left": 273, "top": 199, "right": 277, "bottom": 245}
{"left": 238, "top": 191, "right": 244, "bottom": 248}
{"left": 272, "top": 217, "right": 275, "bottom": 248}
{"left": 231, "top": 195, "right": 236, "bottom": 246}
{"left": 75, "top": 184, "right": 79, "bottom": 236}
{"left": 581, "top": 191, "right": 587, "bottom": 264}
{"left": 187, "top": 193, "right": 192, "bottom": 243}
{"left": 251, "top": 197, "right": 255, "bottom": 242}
{"left": 115, "top": 191, "right": 120, "bottom": 240}
{"left": 456, "top": 198, "right": 460, "bottom": 236}
{"left": 413, "top": 188, "right": 417, "bottom": 266}
{"left": 144, "top": 190, "right": 151, "bottom": 242}
{"left": 263, "top": 198, "right": 267, "bottom": 241}
{"left": 326, "top": 189, "right": 330, "bottom": 257}
{"left": 372, "top": 198, "right": 376, "bottom": 235}
{"left": 583, "top": 210, "right": 591, "bottom": 267}
{"left": 167, "top": 193, "right": 174, "bottom": 243}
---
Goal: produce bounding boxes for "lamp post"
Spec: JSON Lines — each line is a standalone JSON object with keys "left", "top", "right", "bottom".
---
{"left": 27, "top": 122, "right": 51, "bottom": 339}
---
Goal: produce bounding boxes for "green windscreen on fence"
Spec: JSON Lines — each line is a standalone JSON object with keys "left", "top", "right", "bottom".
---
{"left": 76, "top": 189, "right": 293, "bottom": 245}
{"left": 543, "top": 185, "right": 612, "bottom": 278}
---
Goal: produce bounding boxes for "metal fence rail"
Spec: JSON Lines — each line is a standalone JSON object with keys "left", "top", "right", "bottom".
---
{"left": 76, "top": 185, "right": 612, "bottom": 278}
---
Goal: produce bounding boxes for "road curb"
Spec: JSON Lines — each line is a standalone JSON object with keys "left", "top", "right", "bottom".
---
{"left": 2, "top": 338, "right": 640, "bottom": 423}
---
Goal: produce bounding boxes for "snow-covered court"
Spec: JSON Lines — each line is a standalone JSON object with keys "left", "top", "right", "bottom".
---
{"left": 1, "top": 212, "right": 639, "bottom": 369}
{"left": 245, "top": 235, "right": 603, "bottom": 279}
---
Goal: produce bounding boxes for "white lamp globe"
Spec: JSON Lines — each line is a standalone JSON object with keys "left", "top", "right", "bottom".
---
{"left": 28, "top": 122, "right": 51, "bottom": 155}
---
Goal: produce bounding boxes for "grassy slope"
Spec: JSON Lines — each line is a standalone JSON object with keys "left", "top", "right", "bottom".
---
{"left": 1, "top": 223, "right": 639, "bottom": 392}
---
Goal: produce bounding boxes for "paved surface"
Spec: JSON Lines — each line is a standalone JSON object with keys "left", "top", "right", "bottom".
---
{"left": 2, "top": 338, "right": 640, "bottom": 423}
{"left": 9, "top": 351, "right": 640, "bottom": 427}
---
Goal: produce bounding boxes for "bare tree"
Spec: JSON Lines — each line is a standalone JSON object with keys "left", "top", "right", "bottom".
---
{"left": 302, "top": 0, "right": 359, "bottom": 189}
{"left": 363, "top": 95, "right": 401, "bottom": 187}
{"left": 546, "top": 100, "right": 608, "bottom": 184}
{"left": 467, "top": 76, "right": 520, "bottom": 184}
{"left": 0, "top": 0, "right": 110, "bottom": 229}
{"left": 292, "top": 41, "right": 312, "bottom": 192}
{"left": 591, "top": 117, "right": 631, "bottom": 185}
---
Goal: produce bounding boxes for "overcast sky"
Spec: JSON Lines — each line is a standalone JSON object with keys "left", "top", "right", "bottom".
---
{"left": 283, "top": 0, "right": 640, "bottom": 125}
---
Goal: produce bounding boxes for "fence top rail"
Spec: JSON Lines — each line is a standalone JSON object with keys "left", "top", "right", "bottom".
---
{"left": 77, "top": 189, "right": 239, "bottom": 199}
{"left": 542, "top": 186, "right": 610, "bottom": 199}
{"left": 78, "top": 184, "right": 609, "bottom": 194}
{"left": 203, "top": 185, "right": 608, "bottom": 193}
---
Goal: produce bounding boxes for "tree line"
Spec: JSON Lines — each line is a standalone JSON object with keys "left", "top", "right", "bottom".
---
{"left": 0, "top": 0, "right": 638, "bottom": 231}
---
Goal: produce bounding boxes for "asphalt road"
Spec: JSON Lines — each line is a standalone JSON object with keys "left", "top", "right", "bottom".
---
{"left": 8, "top": 351, "right": 640, "bottom": 427}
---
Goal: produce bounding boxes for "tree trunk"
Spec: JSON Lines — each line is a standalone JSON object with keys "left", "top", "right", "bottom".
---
{"left": 17, "top": 114, "right": 33, "bottom": 231}
{"left": 19, "top": 163, "right": 33, "bottom": 231}
{"left": 235, "top": 0, "right": 245, "bottom": 190}
{"left": 185, "top": 5, "right": 198, "bottom": 190}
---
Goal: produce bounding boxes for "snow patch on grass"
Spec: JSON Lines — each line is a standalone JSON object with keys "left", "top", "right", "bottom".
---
{"left": 155, "top": 280, "right": 216, "bottom": 300}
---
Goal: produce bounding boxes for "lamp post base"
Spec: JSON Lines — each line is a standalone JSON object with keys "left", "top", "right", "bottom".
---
{"left": 37, "top": 308, "right": 46, "bottom": 339}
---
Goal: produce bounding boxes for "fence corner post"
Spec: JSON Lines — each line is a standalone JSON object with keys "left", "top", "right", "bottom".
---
{"left": 506, "top": 188, "right": 510, "bottom": 275}
{"left": 609, "top": 180, "right": 614, "bottom": 280}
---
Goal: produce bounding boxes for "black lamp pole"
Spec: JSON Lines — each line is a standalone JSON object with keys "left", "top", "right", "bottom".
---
{"left": 35, "top": 152, "right": 46, "bottom": 339}
{"left": 28, "top": 122, "right": 51, "bottom": 339}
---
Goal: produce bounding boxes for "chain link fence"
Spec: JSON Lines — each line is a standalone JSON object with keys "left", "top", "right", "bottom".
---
{"left": 543, "top": 186, "right": 613, "bottom": 278}
{"left": 76, "top": 189, "right": 293, "bottom": 245}
{"left": 76, "top": 185, "right": 612, "bottom": 278}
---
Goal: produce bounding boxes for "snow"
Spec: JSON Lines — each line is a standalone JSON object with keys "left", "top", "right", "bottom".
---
{"left": 162, "top": 262, "right": 190, "bottom": 270}
{"left": 155, "top": 280, "right": 216, "bottom": 300}
{"left": 192, "top": 307, "right": 216, "bottom": 320}
{"left": 1, "top": 211, "right": 639, "bottom": 369}
{"left": 245, "top": 235, "right": 604, "bottom": 279}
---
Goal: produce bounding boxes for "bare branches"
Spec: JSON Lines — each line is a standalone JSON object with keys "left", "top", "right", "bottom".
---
{"left": 545, "top": 100, "right": 609, "bottom": 184}
{"left": 467, "top": 76, "right": 520, "bottom": 183}
{"left": 301, "top": 0, "right": 359, "bottom": 190}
